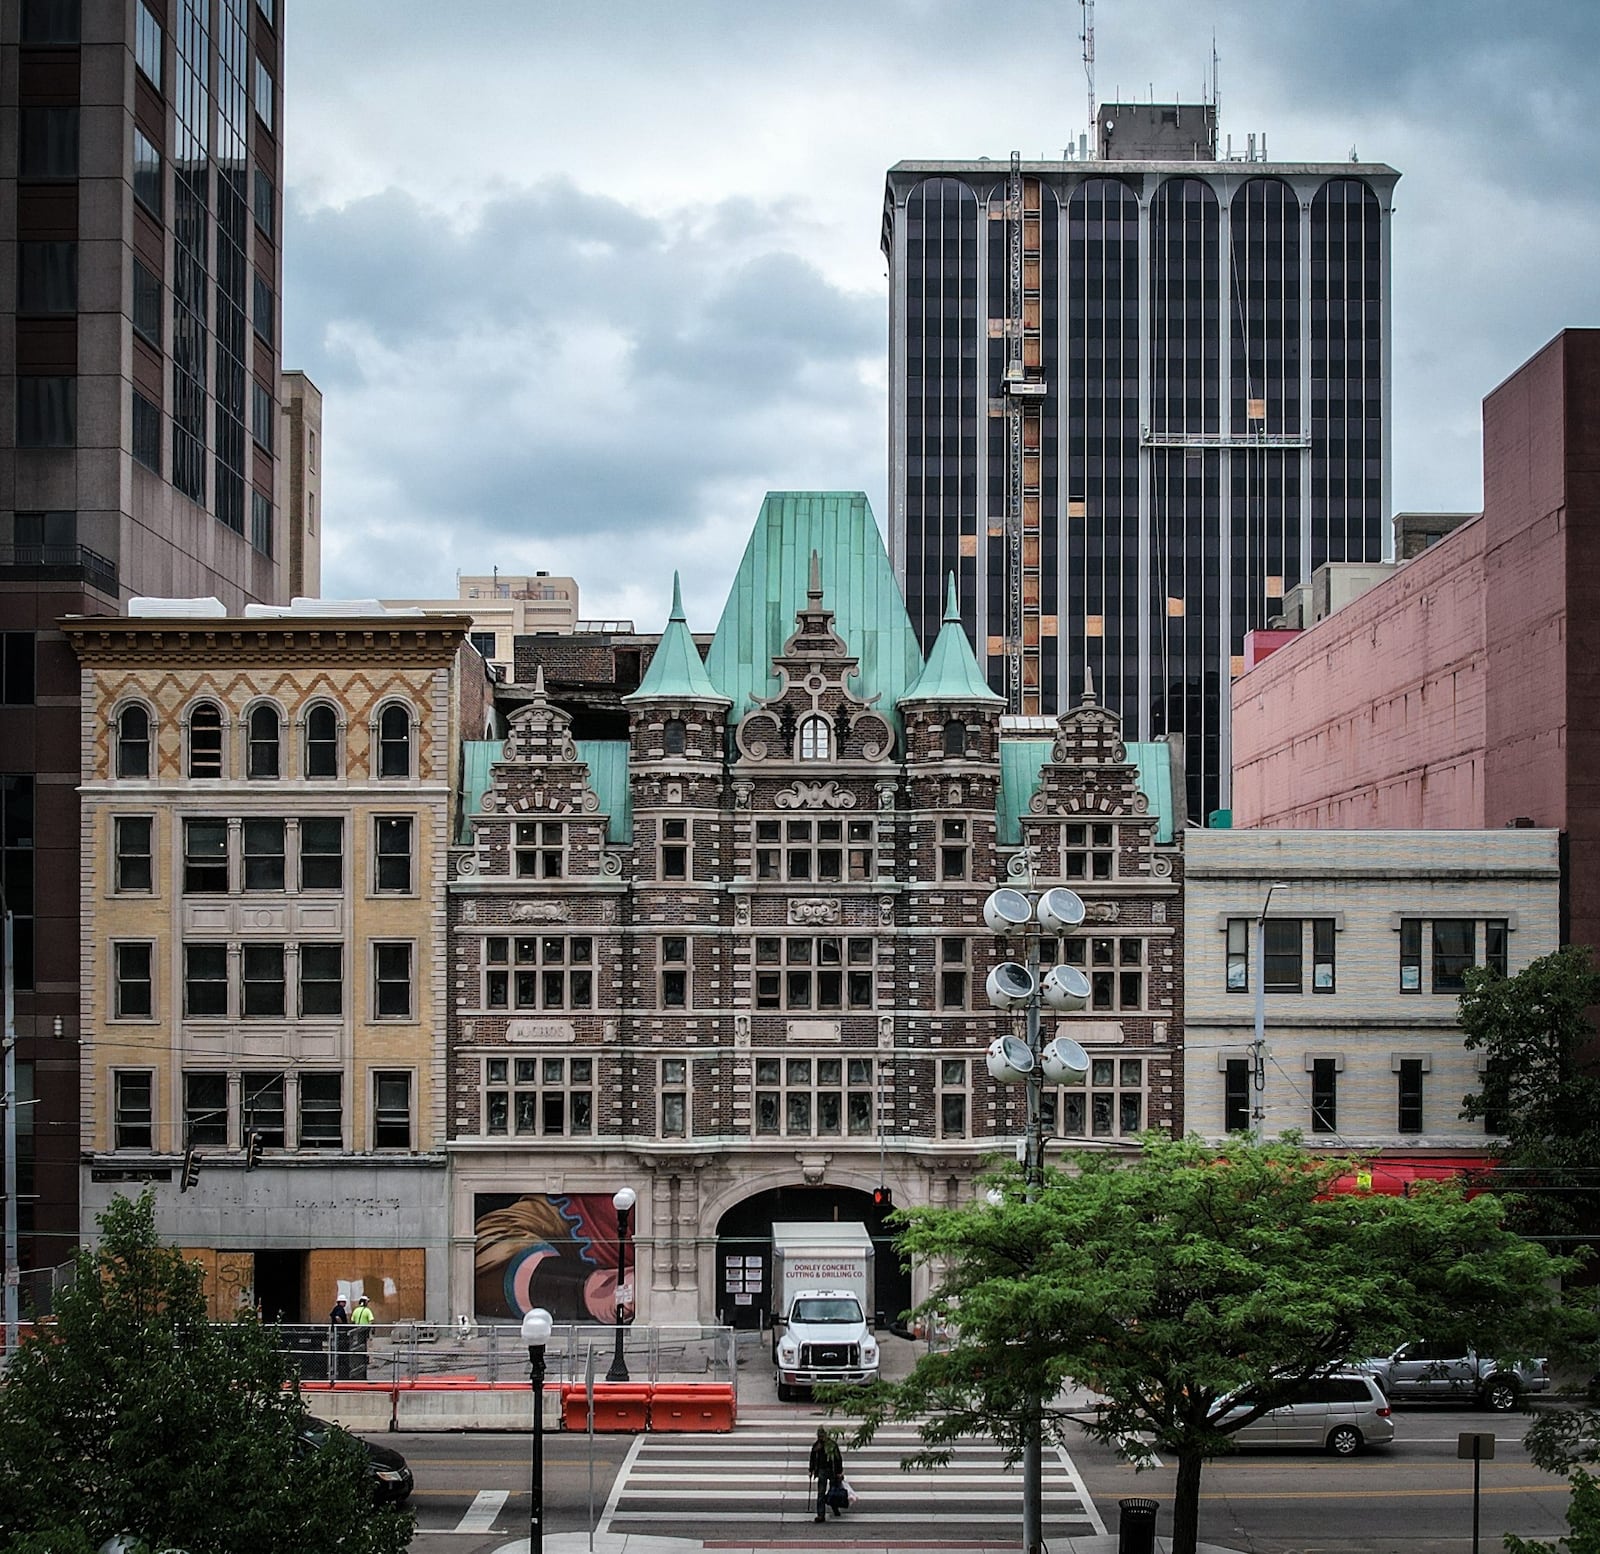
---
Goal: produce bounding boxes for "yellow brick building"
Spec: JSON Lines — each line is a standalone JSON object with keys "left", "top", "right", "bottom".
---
{"left": 68, "top": 602, "right": 483, "bottom": 1321}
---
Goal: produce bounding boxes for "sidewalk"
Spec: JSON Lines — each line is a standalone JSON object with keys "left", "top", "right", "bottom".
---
{"left": 493, "top": 1537, "right": 1245, "bottom": 1554}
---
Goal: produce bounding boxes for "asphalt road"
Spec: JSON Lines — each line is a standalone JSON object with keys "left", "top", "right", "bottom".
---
{"left": 395, "top": 1404, "right": 1575, "bottom": 1554}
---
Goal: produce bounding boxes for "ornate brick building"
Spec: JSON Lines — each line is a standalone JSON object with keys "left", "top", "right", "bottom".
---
{"left": 448, "top": 493, "right": 1184, "bottom": 1328}
{"left": 69, "top": 601, "right": 486, "bottom": 1320}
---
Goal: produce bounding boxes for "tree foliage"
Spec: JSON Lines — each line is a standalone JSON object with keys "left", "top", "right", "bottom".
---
{"left": 834, "top": 1135, "right": 1580, "bottom": 1554}
{"left": 1460, "top": 944, "right": 1600, "bottom": 1240}
{"left": 0, "top": 1192, "right": 412, "bottom": 1554}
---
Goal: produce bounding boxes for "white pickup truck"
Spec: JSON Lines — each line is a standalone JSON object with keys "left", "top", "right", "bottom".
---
{"left": 770, "top": 1222, "right": 880, "bottom": 1401}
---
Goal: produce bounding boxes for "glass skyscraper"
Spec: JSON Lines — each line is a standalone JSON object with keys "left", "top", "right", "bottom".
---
{"left": 883, "top": 108, "right": 1397, "bottom": 820}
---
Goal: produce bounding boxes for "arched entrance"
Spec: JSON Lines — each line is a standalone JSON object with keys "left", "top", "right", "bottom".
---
{"left": 713, "top": 1185, "right": 911, "bottom": 1331}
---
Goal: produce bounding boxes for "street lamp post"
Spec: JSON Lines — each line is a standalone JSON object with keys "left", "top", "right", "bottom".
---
{"left": 981, "top": 885, "right": 1091, "bottom": 1554}
{"left": 606, "top": 1185, "right": 636, "bottom": 1382}
{"left": 521, "top": 1305, "right": 554, "bottom": 1554}
{"left": 1250, "top": 882, "right": 1291, "bottom": 1142}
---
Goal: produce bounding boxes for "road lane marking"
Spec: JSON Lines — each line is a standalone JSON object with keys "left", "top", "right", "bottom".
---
{"left": 454, "top": 1489, "right": 508, "bottom": 1533}
{"left": 596, "top": 1432, "right": 647, "bottom": 1537}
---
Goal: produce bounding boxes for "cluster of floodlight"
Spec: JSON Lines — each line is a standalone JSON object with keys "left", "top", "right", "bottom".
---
{"left": 981, "top": 887, "right": 1091, "bottom": 1087}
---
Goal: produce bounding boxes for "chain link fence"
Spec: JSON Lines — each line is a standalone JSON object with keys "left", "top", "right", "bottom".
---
{"left": 271, "top": 1320, "right": 738, "bottom": 1389}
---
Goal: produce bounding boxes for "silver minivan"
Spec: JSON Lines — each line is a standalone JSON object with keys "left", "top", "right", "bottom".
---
{"left": 1218, "top": 1373, "right": 1395, "bottom": 1455}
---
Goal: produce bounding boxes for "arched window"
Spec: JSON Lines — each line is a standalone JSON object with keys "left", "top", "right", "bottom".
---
{"left": 116, "top": 704, "right": 151, "bottom": 779}
{"left": 942, "top": 719, "right": 968, "bottom": 757}
{"left": 663, "top": 718, "right": 686, "bottom": 755}
{"left": 304, "top": 703, "right": 339, "bottom": 778}
{"left": 797, "top": 715, "right": 832, "bottom": 762}
{"left": 188, "top": 701, "right": 223, "bottom": 778}
{"left": 377, "top": 703, "right": 412, "bottom": 779}
{"left": 246, "top": 704, "right": 281, "bottom": 779}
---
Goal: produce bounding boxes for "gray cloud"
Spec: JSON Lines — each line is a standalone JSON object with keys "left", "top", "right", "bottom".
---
{"left": 284, "top": 1, "right": 1600, "bottom": 628}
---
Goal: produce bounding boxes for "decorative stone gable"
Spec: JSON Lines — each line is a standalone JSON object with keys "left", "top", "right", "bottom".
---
{"left": 456, "top": 673, "right": 613, "bottom": 882}
{"left": 1033, "top": 682, "right": 1151, "bottom": 826}
{"left": 734, "top": 552, "right": 895, "bottom": 764}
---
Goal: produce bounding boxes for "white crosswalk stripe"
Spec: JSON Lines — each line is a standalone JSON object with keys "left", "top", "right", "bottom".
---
{"left": 599, "top": 1422, "right": 1104, "bottom": 1536}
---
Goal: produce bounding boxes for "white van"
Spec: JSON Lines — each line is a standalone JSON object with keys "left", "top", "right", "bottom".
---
{"left": 1218, "top": 1373, "right": 1395, "bottom": 1455}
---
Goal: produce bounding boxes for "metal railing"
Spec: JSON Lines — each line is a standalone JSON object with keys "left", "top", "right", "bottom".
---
{"left": 271, "top": 1320, "right": 738, "bottom": 1390}
{"left": 0, "top": 542, "right": 118, "bottom": 596}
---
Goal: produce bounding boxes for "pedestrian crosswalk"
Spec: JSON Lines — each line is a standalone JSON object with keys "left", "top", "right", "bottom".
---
{"left": 599, "top": 1420, "right": 1106, "bottom": 1539}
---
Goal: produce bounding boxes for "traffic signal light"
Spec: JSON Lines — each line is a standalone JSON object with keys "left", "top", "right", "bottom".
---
{"left": 180, "top": 1148, "right": 202, "bottom": 1192}
{"left": 872, "top": 1186, "right": 893, "bottom": 1208}
{"left": 245, "top": 1131, "right": 263, "bottom": 1171}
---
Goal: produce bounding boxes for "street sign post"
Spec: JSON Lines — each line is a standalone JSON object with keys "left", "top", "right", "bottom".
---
{"left": 1458, "top": 1432, "right": 1496, "bottom": 1554}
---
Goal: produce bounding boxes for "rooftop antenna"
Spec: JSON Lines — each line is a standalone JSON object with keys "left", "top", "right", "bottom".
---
{"left": 1212, "top": 31, "right": 1221, "bottom": 136}
{"left": 1079, "top": 0, "right": 1096, "bottom": 150}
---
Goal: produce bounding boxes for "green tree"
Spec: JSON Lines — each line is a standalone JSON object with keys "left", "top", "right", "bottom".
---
{"left": 1459, "top": 943, "right": 1600, "bottom": 1240}
{"left": 0, "top": 1192, "right": 412, "bottom": 1554}
{"left": 836, "top": 1135, "right": 1577, "bottom": 1554}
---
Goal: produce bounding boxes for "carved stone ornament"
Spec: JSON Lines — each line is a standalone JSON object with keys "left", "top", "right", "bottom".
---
{"left": 734, "top": 711, "right": 783, "bottom": 762}
{"left": 734, "top": 896, "right": 752, "bottom": 928}
{"left": 599, "top": 898, "right": 619, "bottom": 923}
{"left": 875, "top": 780, "right": 898, "bottom": 812}
{"left": 788, "top": 898, "right": 841, "bottom": 926}
{"left": 1086, "top": 901, "right": 1121, "bottom": 923}
{"left": 734, "top": 1013, "right": 751, "bottom": 1049}
{"left": 1007, "top": 847, "right": 1039, "bottom": 882}
{"left": 774, "top": 780, "right": 857, "bottom": 810}
{"left": 599, "top": 850, "right": 624, "bottom": 877}
{"left": 878, "top": 895, "right": 895, "bottom": 927}
{"left": 509, "top": 900, "right": 570, "bottom": 924}
{"left": 855, "top": 712, "right": 895, "bottom": 762}
{"left": 459, "top": 894, "right": 479, "bottom": 920}
{"left": 877, "top": 1014, "right": 894, "bottom": 1049}
{"left": 797, "top": 1153, "right": 832, "bottom": 1185}
{"left": 1152, "top": 900, "right": 1168, "bottom": 924}
{"left": 947, "top": 782, "right": 963, "bottom": 806}
{"left": 1150, "top": 854, "right": 1174, "bottom": 879}
{"left": 732, "top": 780, "right": 754, "bottom": 810}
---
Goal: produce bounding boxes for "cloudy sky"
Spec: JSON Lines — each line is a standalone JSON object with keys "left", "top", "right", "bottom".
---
{"left": 283, "top": 0, "right": 1600, "bottom": 630}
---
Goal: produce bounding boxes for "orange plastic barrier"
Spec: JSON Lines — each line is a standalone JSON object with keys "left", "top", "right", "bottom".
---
{"left": 649, "top": 1383, "right": 735, "bottom": 1432}
{"left": 561, "top": 1382, "right": 651, "bottom": 1432}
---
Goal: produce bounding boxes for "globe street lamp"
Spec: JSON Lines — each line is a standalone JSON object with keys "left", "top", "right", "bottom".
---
{"left": 606, "top": 1186, "right": 637, "bottom": 1382}
{"left": 982, "top": 885, "right": 1090, "bottom": 1554}
{"left": 521, "top": 1306, "right": 554, "bottom": 1554}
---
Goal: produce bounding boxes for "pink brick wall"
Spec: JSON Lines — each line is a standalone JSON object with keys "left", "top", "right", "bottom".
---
{"left": 1230, "top": 518, "right": 1487, "bottom": 830}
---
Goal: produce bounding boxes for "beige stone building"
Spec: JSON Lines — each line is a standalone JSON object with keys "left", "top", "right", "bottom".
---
{"left": 1182, "top": 828, "right": 1561, "bottom": 1171}
{"left": 68, "top": 601, "right": 485, "bottom": 1321}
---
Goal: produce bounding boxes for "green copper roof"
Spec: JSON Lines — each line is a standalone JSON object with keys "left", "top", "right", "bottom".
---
{"left": 705, "top": 492, "right": 925, "bottom": 730}
{"left": 459, "top": 738, "right": 632, "bottom": 845}
{"left": 997, "top": 739, "right": 1176, "bottom": 846}
{"left": 900, "top": 574, "right": 1005, "bottom": 705}
{"left": 623, "top": 572, "right": 727, "bottom": 704}
{"left": 576, "top": 739, "right": 633, "bottom": 843}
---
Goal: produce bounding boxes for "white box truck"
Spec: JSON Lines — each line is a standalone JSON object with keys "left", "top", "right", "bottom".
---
{"left": 770, "top": 1221, "right": 879, "bottom": 1401}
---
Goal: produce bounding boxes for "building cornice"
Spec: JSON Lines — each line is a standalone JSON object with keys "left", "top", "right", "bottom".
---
{"left": 63, "top": 615, "right": 474, "bottom": 667}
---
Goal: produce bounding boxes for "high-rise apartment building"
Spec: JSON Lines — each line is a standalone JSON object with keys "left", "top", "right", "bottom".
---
{"left": 1, "top": 0, "right": 290, "bottom": 1286}
{"left": 882, "top": 106, "right": 1397, "bottom": 818}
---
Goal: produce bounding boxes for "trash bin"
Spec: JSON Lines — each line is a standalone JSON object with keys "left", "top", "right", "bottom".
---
{"left": 1117, "top": 1497, "right": 1159, "bottom": 1554}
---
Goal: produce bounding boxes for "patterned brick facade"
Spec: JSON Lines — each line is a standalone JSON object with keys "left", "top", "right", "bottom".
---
{"left": 448, "top": 575, "right": 1185, "bottom": 1325}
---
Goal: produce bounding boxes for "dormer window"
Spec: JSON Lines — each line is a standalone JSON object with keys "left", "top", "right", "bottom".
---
{"left": 663, "top": 718, "right": 686, "bottom": 755}
{"left": 942, "top": 719, "right": 967, "bottom": 757}
{"left": 797, "top": 715, "right": 832, "bottom": 762}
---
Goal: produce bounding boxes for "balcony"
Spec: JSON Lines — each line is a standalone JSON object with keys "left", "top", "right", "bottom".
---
{"left": 0, "top": 543, "right": 118, "bottom": 598}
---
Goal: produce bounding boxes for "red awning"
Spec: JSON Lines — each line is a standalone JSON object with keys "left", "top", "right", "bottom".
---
{"left": 1327, "top": 1155, "right": 1499, "bottom": 1196}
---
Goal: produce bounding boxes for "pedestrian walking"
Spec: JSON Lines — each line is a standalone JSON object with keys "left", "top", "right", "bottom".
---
{"left": 808, "top": 1426, "right": 844, "bottom": 1523}
{"left": 351, "top": 1294, "right": 375, "bottom": 1379}
{"left": 329, "top": 1297, "right": 350, "bottom": 1380}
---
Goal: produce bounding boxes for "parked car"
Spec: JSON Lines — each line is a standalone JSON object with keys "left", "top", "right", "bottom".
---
{"left": 300, "top": 1416, "right": 414, "bottom": 1505}
{"left": 1358, "top": 1340, "right": 1548, "bottom": 1412}
{"left": 1216, "top": 1373, "right": 1395, "bottom": 1456}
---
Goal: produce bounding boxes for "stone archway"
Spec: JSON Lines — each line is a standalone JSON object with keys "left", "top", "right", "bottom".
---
{"left": 712, "top": 1184, "right": 911, "bottom": 1331}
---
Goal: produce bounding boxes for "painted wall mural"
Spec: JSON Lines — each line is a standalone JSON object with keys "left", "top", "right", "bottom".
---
{"left": 473, "top": 1192, "right": 635, "bottom": 1322}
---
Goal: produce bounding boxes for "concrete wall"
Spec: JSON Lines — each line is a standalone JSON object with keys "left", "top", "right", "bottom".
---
{"left": 1182, "top": 828, "right": 1561, "bottom": 1147}
{"left": 1230, "top": 518, "right": 1488, "bottom": 831}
